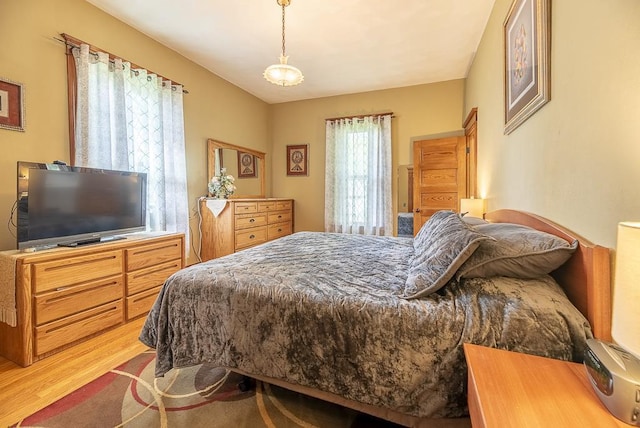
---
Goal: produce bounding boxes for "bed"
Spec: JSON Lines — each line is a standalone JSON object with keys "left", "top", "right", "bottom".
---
{"left": 139, "top": 209, "right": 611, "bottom": 427}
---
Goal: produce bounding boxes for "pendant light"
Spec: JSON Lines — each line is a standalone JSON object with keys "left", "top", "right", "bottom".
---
{"left": 263, "top": 0, "right": 304, "bottom": 86}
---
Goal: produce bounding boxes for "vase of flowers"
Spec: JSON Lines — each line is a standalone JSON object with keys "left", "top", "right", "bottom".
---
{"left": 208, "top": 168, "right": 236, "bottom": 199}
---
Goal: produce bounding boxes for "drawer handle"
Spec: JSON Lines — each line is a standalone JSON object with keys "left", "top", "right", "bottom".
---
{"left": 46, "top": 254, "right": 118, "bottom": 272}
{"left": 250, "top": 218, "right": 255, "bottom": 223}
{"left": 44, "top": 305, "right": 119, "bottom": 333}
{"left": 132, "top": 242, "right": 179, "bottom": 256}
{"left": 49, "top": 281, "right": 119, "bottom": 302}
{"left": 277, "top": 215, "right": 282, "bottom": 219}
{"left": 278, "top": 228, "right": 282, "bottom": 232}
{"left": 249, "top": 234, "right": 255, "bottom": 239}
{"left": 131, "top": 262, "right": 180, "bottom": 280}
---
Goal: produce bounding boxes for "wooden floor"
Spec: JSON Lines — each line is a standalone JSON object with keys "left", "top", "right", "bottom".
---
{"left": 0, "top": 318, "right": 148, "bottom": 427}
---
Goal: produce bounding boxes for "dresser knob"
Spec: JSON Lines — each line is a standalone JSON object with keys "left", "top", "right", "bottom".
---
{"left": 250, "top": 218, "right": 255, "bottom": 223}
{"left": 249, "top": 234, "right": 255, "bottom": 239}
{"left": 278, "top": 228, "right": 282, "bottom": 232}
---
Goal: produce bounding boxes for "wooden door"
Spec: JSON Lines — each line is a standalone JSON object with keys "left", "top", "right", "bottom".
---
{"left": 407, "top": 167, "right": 414, "bottom": 213}
{"left": 412, "top": 136, "right": 467, "bottom": 233}
{"left": 464, "top": 108, "right": 478, "bottom": 198}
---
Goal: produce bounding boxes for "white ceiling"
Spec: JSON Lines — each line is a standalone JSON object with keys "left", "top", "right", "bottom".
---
{"left": 86, "top": 0, "right": 495, "bottom": 105}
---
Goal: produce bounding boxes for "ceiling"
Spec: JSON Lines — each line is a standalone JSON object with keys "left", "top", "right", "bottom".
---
{"left": 86, "top": 0, "right": 496, "bottom": 105}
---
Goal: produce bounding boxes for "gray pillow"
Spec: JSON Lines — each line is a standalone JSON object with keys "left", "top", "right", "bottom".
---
{"left": 404, "top": 210, "right": 493, "bottom": 299}
{"left": 456, "top": 222, "right": 579, "bottom": 279}
{"left": 460, "top": 215, "right": 489, "bottom": 226}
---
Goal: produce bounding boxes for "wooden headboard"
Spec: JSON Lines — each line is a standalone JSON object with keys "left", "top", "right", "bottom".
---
{"left": 484, "top": 209, "right": 612, "bottom": 341}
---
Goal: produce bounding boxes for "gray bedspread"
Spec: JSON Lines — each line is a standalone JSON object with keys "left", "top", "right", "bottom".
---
{"left": 139, "top": 231, "right": 592, "bottom": 418}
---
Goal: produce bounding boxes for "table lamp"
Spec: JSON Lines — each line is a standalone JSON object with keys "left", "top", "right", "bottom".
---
{"left": 460, "top": 198, "right": 485, "bottom": 219}
{"left": 584, "top": 222, "right": 640, "bottom": 425}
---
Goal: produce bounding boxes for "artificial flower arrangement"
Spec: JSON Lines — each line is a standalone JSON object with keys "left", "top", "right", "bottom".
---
{"left": 208, "top": 168, "right": 236, "bottom": 199}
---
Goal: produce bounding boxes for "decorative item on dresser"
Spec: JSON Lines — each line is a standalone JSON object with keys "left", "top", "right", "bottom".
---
{"left": 199, "top": 198, "right": 294, "bottom": 261}
{"left": 0, "top": 232, "right": 185, "bottom": 367}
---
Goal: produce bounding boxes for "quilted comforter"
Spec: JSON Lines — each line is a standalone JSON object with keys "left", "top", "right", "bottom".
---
{"left": 139, "top": 232, "right": 592, "bottom": 418}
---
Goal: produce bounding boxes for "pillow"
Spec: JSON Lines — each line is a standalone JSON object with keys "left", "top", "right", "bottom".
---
{"left": 455, "top": 222, "right": 579, "bottom": 279}
{"left": 403, "top": 210, "right": 493, "bottom": 299}
{"left": 460, "top": 215, "right": 489, "bottom": 226}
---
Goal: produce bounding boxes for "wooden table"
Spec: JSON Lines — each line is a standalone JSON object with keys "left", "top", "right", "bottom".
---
{"left": 463, "top": 343, "right": 629, "bottom": 427}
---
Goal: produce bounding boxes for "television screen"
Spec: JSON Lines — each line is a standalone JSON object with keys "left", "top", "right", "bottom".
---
{"left": 17, "top": 162, "right": 147, "bottom": 249}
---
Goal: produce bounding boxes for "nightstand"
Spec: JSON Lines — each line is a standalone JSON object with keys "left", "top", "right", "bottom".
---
{"left": 463, "top": 343, "right": 628, "bottom": 427}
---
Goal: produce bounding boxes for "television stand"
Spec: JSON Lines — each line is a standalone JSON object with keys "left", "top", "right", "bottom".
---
{"left": 0, "top": 232, "right": 185, "bottom": 367}
{"left": 57, "top": 235, "right": 126, "bottom": 248}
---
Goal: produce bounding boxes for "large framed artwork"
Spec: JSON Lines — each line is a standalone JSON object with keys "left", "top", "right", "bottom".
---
{"left": 503, "top": 0, "right": 550, "bottom": 134}
{"left": 237, "top": 151, "right": 256, "bottom": 178}
{"left": 286, "top": 144, "right": 308, "bottom": 176}
{"left": 0, "top": 78, "right": 25, "bottom": 132}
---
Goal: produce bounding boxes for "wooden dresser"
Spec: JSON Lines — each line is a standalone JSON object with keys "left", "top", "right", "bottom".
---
{"left": 200, "top": 198, "right": 293, "bottom": 261}
{"left": 0, "top": 232, "right": 184, "bottom": 367}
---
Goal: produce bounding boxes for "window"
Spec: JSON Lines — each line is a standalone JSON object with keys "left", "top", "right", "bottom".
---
{"left": 325, "top": 114, "right": 393, "bottom": 236}
{"left": 64, "top": 37, "right": 189, "bottom": 249}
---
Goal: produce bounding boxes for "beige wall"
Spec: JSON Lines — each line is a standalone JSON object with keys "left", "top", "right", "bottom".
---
{"left": 270, "top": 80, "right": 466, "bottom": 233}
{"left": 465, "top": 0, "right": 640, "bottom": 249}
{"left": 0, "top": 0, "right": 270, "bottom": 263}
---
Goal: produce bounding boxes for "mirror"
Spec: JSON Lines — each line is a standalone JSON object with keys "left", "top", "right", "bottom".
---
{"left": 207, "top": 139, "right": 266, "bottom": 199}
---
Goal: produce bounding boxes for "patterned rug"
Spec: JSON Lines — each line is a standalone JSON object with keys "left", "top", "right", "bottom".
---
{"left": 12, "top": 350, "right": 400, "bottom": 427}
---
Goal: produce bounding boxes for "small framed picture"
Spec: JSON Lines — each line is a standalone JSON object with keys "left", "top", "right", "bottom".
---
{"left": 0, "top": 78, "right": 25, "bottom": 132}
{"left": 286, "top": 144, "right": 308, "bottom": 176}
{"left": 237, "top": 151, "right": 256, "bottom": 178}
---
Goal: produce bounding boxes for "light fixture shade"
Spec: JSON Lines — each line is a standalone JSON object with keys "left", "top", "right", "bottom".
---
{"left": 611, "top": 221, "right": 640, "bottom": 358}
{"left": 460, "top": 198, "right": 485, "bottom": 218}
{"left": 263, "top": 55, "right": 304, "bottom": 86}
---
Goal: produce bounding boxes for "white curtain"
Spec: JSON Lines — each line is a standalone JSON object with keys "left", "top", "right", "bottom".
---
{"left": 325, "top": 114, "right": 393, "bottom": 236}
{"left": 73, "top": 44, "right": 189, "bottom": 247}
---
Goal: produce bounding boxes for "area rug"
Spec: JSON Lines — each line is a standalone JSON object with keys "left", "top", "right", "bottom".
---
{"left": 12, "top": 349, "right": 400, "bottom": 427}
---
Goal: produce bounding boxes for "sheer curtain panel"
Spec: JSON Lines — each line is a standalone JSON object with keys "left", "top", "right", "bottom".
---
{"left": 72, "top": 44, "right": 189, "bottom": 246}
{"left": 325, "top": 114, "right": 393, "bottom": 236}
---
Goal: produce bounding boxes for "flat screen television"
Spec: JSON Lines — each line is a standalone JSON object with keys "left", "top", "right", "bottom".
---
{"left": 16, "top": 161, "right": 147, "bottom": 249}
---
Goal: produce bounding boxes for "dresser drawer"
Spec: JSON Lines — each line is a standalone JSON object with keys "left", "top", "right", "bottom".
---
{"left": 126, "top": 238, "right": 182, "bottom": 271}
{"left": 34, "top": 276, "right": 123, "bottom": 325}
{"left": 267, "top": 222, "right": 292, "bottom": 240}
{"left": 234, "top": 202, "right": 258, "bottom": 214}
{"left": 235, "top": 213, "right": 268, "bottom": 230}
{"left": 268, "top": 210, "right": 292, "bottom": 224}
{"left": 34, "top": 300, "right": 123, "bottom": 356}
{"left": 32, "top": 250, "right": 123, "bottom": 293}
{"left": 126, "top": 259, "right": 182, "bottom": 296}
{"left": 275, "top": 200, "right": 292, "bottom": 211}
{"left": 235, "top": 227, "right": 267, "bottom": 250}
{"left": 126, "top": 285, "right": 162, "bottom": 320}
{"left": 258, "top": 201, "right": 277, "bottom": 212}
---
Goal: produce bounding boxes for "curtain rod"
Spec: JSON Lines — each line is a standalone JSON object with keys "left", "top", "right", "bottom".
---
{"left": 55, "top": 34, "right": 189, "bottom": 94}
{"left": 325, "top": 112, "right": 394, "bottom": 122}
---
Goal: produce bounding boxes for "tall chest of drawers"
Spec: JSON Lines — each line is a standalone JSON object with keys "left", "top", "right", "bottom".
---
{"left": 200, "top": 198, "right": 294, "bottom": 261}
{"left": 0, "top": 233, "right": 184, "bottom": 367}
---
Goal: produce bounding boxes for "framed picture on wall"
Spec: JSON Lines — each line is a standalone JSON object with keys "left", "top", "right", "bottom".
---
{"left": 0, "top": 77, "right": 25, "bottom": 132}
{"left": 286, "top": 144, "right": 308, "bottom": 176}
{"left": 237, "top": 151, "right": 256, "bottom": 178}
{"left": 503, "top": 0, "right": 550, "bottom": 134}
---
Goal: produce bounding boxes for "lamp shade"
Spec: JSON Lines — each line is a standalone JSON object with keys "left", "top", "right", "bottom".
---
{"left": 460, "top": 198, "right": 485, "bottom": 218}
{"left": 263, "top": 55, "right": 304, "bottom": 86}
{"left": 611, "top": 222, "right": 640, "bottom": 358}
